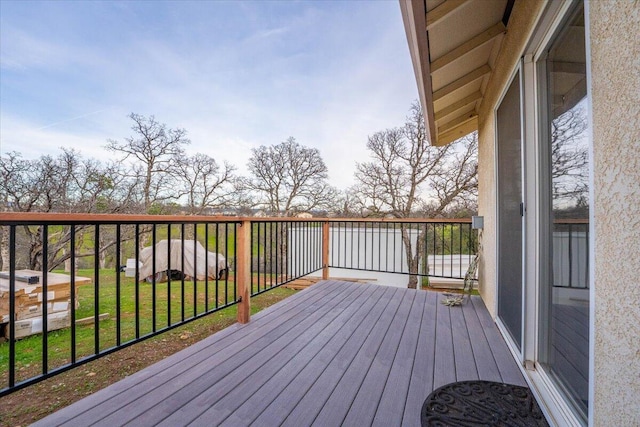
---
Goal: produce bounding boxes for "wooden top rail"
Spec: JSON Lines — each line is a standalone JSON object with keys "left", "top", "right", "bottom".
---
{"left": 0, "top": 212, "right": 474, "bottom": 224}
{"left": 0, "top": 212, "right": 589, "bottom": 225}
{"left": 0, "top": 212, "right": 244, "bottom": 224}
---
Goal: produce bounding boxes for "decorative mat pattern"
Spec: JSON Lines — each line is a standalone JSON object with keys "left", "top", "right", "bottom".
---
{"left": 421, "top": 380, "right": 549, "bottom": 426}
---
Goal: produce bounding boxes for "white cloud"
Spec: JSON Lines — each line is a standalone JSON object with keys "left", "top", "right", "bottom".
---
{"left": 0, "top": 1, "right": 419, "bottom": 192}
{"left": 249, "top": 26, "right": 290, "bottom": 41}
{"left": 0, "top": 114, "right": 113, "bottom": 160}
{"left": 0, "top": 27, "right": 68, "bottom": 70}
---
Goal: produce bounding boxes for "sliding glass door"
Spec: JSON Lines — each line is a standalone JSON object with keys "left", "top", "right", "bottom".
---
{"left": 538, "top": 3, "right": 590, "bottom": 422}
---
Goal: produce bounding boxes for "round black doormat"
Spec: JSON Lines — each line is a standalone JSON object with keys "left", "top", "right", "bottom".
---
{"left": 421, "top": 380, "right": 549, "bottom": 427}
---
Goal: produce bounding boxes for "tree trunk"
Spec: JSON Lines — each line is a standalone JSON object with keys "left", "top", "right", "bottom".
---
{"left": 401, "top": 225, "right": 418, "bottom": 289}
{"left": 138, "top": 225, "right": 152, "bottom": 253}
{"left": 64, "top": 248, "right": 71, "bottom": 272}
{"left": 99, "top": 249, "right": 107, "bottom": 269}
{"left": 27, "top": 226, "right": 43, "bottom": 271}
{"left": 0, "top": 226, "right": 9, "bottom": 271}
{"left": 278, "top": 222, "right": 289, "bottom": 281}
{"left": 401, "top": 224, "right": 427, "bottom": 289}
{"left": 420, "top": 225, "right": 430, "bottom": 287}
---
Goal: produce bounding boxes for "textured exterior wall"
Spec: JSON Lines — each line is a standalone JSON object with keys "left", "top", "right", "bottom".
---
{"left": 588, "top": 2, "right": 640, "bottom": 425}
{"left": 476, "top": 0, "right": 544, "bottom": 317}
{"left": 477, "top": 121, "right": 497, "bottom": 317}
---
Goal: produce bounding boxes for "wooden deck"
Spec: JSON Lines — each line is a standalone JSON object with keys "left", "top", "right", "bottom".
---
{"left": 34, "top": 280, "right": 526, "bottom": 427}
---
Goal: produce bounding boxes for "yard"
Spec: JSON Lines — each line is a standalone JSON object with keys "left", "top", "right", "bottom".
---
{"left": 0, "top": 269, "right": 296, "bottom": 426}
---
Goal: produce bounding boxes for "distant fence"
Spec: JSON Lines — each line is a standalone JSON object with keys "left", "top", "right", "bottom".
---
{"left": 326, "top": 220, "right": 476, "bottom": 280}
{"left": 249, "top": 220, "right": 323, "bottom": 297}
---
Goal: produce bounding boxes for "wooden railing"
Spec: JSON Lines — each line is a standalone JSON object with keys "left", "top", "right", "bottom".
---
{"left": 0, "top": 213, "right": 476, "bottom": 396}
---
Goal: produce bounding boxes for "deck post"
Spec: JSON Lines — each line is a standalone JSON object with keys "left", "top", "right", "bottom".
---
{"left": 236, "top": 220, "right": 251, "bottom": 323}
{"left": 322, "top": 221, "right": 330, "bottom": 280}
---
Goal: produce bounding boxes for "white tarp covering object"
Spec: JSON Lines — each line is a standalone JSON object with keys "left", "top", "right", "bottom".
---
{"left": 138, "top": 239, "right": 227, "bottom": 282}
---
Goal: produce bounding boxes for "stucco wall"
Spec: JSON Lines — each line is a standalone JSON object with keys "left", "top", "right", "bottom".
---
{"left": 588, "top": 2, "right": 640, "bottom": 425}
{"left": 476, "top": 0, "right": 544, "bottom": 317}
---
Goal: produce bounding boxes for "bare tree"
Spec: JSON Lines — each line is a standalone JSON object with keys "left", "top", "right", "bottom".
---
{"left": 0, "top": 149, "right": 135, "bottom": 271}
{"left": 352, "top": 102, "right": 448, "bottom": 288}
{"left": 425, "top": 132, "right": 478, "bottom": 216}
{"left": 352, "top": 102, "right": 478, "bottom": 288}
{"left": 1, "top": 151, "right": 41, "bottom": 213}
{"left": 173, "top": 153, "right": 238, "bottom": 215}
{"left": 246, "top": 137, "right": 336, "bottom": 216}
{"left": 245, "top": 138, "right": 336, "bottom": 283}
{"left": 106, "top": 113, "right": 189, "bottom": 213}
{"left": 0, "top": 149, "right": 132, "bottom": 214}
{"left": 329, "top": 188, "right": 367, "bottom": 218}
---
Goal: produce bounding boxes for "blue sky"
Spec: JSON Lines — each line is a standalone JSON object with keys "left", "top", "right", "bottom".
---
{"left": 0, "top": 0, "right": 418, "bottom": 188}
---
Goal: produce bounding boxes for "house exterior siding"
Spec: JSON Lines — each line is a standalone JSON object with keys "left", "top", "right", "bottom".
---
{"left": 588, "top": 2, "right": 640, "bottom": 425}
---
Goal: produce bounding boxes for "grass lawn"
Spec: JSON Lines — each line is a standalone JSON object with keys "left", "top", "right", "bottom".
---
{"left": 0, "top": 269, "right": 297, "bottom": 427}
{"left": 0, "top": 268, "right": 295, "bottom": 387}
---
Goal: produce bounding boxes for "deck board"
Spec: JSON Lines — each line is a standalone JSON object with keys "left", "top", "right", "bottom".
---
{"left": 371, "top": 290, "right": 426, "bottom": 427}
{"left": 40, "top": 280, "right": 343, "bottom": 427}
{"left": 471, "top": 296, "right": 527, "bottom": 386}
{"left": 186, "top": 283, "right": 371, "bottom": 426}
{"left": 219, "top": 285, "right": 387, "bottom": 427}
{"left": 433, "top": 293, "right": 457, "bottom": 389}
{"left": 461, "top": 295, "right": 503, "bottom": 382}
{"left": 33, "top": 280, "right": 527, "bottom": 427}
{"left": 252, "top": 286, "right": 395, "bottom": 427}
{"left": 160, "top": 283, "right": 363, "bottom": 426}
{"left": 115, "top": 281, "right": 358, "bottom": 427}
{"left": 341, "top": 290, "right": 417, "bottom": 426}
{"left": 450, "top": 295, "right": 479, "bottom": 382}
{"left": 300, "top": 287, "right": 407, "bottom": 426}
{"left": 401, "top": 290, "right": 438, "bottom": 426}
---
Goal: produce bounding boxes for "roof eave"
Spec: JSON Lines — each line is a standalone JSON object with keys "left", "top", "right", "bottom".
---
{"left": 399, "top": 0, "right": 438, "bottom": 145}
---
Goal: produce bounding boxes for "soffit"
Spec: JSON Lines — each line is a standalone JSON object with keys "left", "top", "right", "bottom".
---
{"left": 401, "top": 0, "right": 512, "bottom": 146}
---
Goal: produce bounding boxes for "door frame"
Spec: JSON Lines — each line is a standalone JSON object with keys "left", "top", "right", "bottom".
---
{"left": 519, "top": 1, "right": 590, "bottom": 426}
{"left": 493, "top": 62, "right": 526, "bottom": 361}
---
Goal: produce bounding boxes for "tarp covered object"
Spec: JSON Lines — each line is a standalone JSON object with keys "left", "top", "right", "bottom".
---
{"left": 138, "top": 239, "right": 227, "bottom": 282}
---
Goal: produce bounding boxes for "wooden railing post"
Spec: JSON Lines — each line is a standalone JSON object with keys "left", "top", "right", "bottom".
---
{"left": 236, "top": 220, "right": 251, "bottom": 324}
{"left": 322, "top": 221, "right": 330, "bottom": 280}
